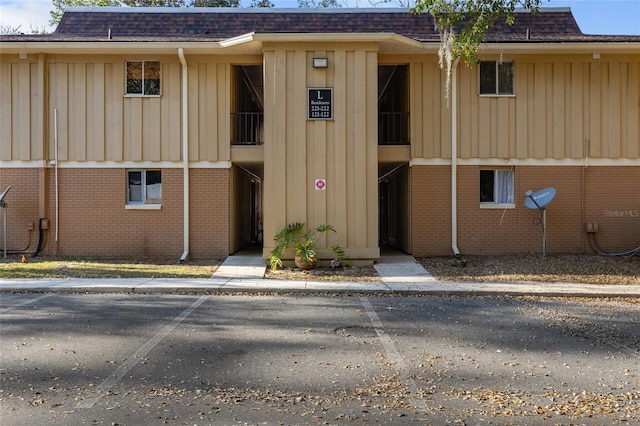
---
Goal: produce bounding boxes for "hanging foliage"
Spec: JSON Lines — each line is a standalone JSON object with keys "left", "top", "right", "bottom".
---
{"left": 411, "top": 0, "right": 545, "bottom": 100}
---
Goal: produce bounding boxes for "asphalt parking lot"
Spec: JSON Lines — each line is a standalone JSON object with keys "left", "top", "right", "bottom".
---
{"left": 1, "top": 293, "right": 639, "bottom": 425}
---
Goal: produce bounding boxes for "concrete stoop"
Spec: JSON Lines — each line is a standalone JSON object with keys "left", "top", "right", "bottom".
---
{"left": 213, "top": 250, "right": 434, "bottom": 284}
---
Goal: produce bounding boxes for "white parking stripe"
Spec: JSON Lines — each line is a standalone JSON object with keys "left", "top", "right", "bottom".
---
{"left": 360, "top": 297, "right": 430, "bottom": 413}
{"left": 0, "top": 293, "right": 54, "bottom": 313}
{"left": 78, "top": 295, "right": 210, "bottom": 409}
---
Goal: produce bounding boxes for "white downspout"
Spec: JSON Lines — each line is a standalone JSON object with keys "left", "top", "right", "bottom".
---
{"left": 178, "top": 48, "right": 189, "bottom": 262}
{"left": 451, "top": 60, "right": 461, "bottom": 256}
{"left": 54, "top": 108, "right": 59, "bottom": 243}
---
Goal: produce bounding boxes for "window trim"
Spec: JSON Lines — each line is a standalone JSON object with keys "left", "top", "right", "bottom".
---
{"left": 125, "top": 60, "right": 161, "bottom": 97}
{"left": 478, "top": 60, "right": 515, "bottom": 97}
{"left": 479, "top": 168, "right": 515, "bottom": 208}
{"left": 126, "top": 169, "right": 162, "bottom": 207}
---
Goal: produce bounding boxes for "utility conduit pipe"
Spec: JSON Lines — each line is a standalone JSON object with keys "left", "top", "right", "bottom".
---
{"left": 178, "top": 48, "right": 189, "bottom": 262}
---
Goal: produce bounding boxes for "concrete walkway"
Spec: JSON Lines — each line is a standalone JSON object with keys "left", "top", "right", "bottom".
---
{"left": 1, "top": 252, "right": 639, "bottom": 297}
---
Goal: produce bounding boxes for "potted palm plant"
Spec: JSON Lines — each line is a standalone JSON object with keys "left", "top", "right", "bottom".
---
{"left": 269, "top": 222, "right": 348, "bottom": 270}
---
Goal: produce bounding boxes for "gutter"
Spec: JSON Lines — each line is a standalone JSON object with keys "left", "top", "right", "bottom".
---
{"left": 178, "top": 48, "right": 189, "bottom": 262}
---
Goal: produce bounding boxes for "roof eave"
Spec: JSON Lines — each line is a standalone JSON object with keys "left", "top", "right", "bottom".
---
{"left": 1, "top": 38, "right": 639, "bottom": 56}
{"left": 479, "top": 41, "right": 640, "bottom": 54}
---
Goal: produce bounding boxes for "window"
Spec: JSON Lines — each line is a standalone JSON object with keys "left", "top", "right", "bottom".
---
{"left": 127, "top": 170, "right": 161, "bottom": 205}
{"left": 126, "top": 61, "right": 160, "bottom": 96}
{"left": 479, "top": 61, "right": 514, "bottom": 95}
{"left": 480, "top": 169, "right": 514, "bottom": 206}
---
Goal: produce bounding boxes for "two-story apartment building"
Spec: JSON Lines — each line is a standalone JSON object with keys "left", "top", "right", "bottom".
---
{"left": 1, "top": 8, "right": 638, "bottom": 262}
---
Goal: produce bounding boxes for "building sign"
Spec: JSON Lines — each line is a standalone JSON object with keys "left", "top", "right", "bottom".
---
{"left": 308, "top": 88, "right": 333, "bottom": 120}
{"left": 315, "top": 179, "right": 326, "bottom": 190}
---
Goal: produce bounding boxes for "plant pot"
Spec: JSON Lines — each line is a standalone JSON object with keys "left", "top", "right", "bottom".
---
{"left": 295, "top": 255, "right": 317, "bottom": 270}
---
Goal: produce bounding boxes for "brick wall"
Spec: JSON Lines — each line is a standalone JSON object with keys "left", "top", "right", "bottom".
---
{"left": 1, "top": 167, "right": 232, "bottom": 260}
{"left": 411, "top": 166, "right": 452, "bottom": 256}
{"left": 43, "top": 168, "right": 184, "bottom": 257}
{"left": 583, "top": 167, "right": 640, "bottom": 253}
{"left": 0, "top": 169, "right": 41, "bottom": 254}
{"left": 411, "top": 165, "right": 640, "bottom": 256}
{"left": 189, "top": 168, "right": 230, "bottom": 259}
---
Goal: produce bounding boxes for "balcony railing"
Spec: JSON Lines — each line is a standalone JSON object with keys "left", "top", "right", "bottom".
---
{"left": 231, "top": 112, "right": 264, "bottom": 145}
{"left": 378, "top": 112, "right": 409, "bottom": 145}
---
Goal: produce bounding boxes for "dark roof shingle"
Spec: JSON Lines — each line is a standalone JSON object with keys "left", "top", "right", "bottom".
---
{"left": 3, "top": 8, "right": 640, "bottom": 43}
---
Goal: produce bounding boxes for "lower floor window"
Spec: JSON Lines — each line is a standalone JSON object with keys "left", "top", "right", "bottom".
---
{"left": 480, "top": 169, "right": 514, "bottom": 206}
{"left": 128, "top": 170, "right": 162, "bottom": 204}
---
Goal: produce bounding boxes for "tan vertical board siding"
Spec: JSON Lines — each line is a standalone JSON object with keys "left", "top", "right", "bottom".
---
{"left": 162, "top": 61, "right": 181, "bottom": 161}
{"left": 105, "top": 62, "right": 124, "bottom": 161}
{"left": 589, "top": 56, "right": 640, "bottom": 159}
{"left": 365, "top": 50, "right": 379, "bottom": 253}
{"left": 410, "top": 61, "right": 424, "bottom": 159}
{"left": 263, "top": 44, "right": 379, "bottom": 260}
{"left": 448, "top": 55, "right": 640, "bottom": 162}
{"left": 286, "top": 49, "right": 306, "bottom": 223}
{"left": 191, "top": 59, "right": 234, "bottom": 162}
{"left": 630, "top": 61, "right": 640, "bottom": 159}
{"left": 70, "top": 62, "right": 86, "bottom": 160}
{"left": 332, "top": 49, "right": 348, "bottom": 249}
{"left": 88, "top": 62, "right": 105, "bottom": 161}
{"left": 409, "top": 59, "right": 449, "bottom": 160}
{"left": 308, "top": 50, "right": 328, "bottom": 238}
{"left": 47, "top": 56, "right": 181, "bottom": 162}
{"left": 515, "top": 62, "right": 530, "bottom": 159}
{"left": 0, "top": 58, "right": 11, "bottom": 159}
{"left": 33, "top": 56, "right": 45, "bottom": 161}
{"left": 2, "top": 59, "right": 37, "bottom": 160}
{"left": 458, "top": 60, "right": 473, "bottom": 159}
{"left": 262, "top": 48, "right": 281, "bottom": 256}
{"left": 189, "top": 58, "right": 236, "bottom": 162}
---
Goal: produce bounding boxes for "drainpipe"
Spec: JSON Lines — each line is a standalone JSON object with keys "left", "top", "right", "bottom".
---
{"left": 450, "top": 61, "right": 463, "bottom": 261}
{"left": 178, "top": 48, "right": 189, "bottom": 262}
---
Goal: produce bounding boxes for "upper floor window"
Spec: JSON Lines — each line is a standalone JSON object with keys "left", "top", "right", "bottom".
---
{"left": 479, "top": 61, "right": 514, "bottom": 95}
{"left": 126, "top": 61, "right": 160, "bottom": 96}
{"left": 127, "top": 170, "right": 162, "bottom": 206}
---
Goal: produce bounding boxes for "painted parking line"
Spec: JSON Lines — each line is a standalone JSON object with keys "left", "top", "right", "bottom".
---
{"left": 360, "top": 297, "right": 430, "bottom": 413}
{"left": 0, "top": 293, "right": 54, "bottom": 313}
{"left": 78, "top": 295, "right": 210, "bottom": 409}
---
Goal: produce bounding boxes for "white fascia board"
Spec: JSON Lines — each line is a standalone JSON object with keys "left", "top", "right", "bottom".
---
{"left": 478, "top": 42, "right": 640, "bottom": 55}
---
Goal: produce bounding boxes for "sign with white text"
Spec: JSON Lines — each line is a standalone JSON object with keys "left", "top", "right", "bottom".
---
{"left": 308, "top": 88, "right": 333, "bottom": 120}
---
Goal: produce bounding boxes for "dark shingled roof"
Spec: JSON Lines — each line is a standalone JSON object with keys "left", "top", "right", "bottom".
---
{"left": 3, "top": 8, "right": 640, "bottom": 43}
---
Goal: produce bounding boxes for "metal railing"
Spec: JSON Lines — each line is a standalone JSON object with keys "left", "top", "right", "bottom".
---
{"left": 378, "top": 112, "right": 409, "bottom": 145}
{"left": 231, "top": 112, "right": 264, "bottom": 145}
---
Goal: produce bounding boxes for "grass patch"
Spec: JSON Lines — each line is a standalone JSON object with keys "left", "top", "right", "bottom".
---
{"left": 0, "top": 256, "right": 220, "bottom": 279}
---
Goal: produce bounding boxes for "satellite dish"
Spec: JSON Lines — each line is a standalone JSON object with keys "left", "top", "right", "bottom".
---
{"left": 524, "top": 187, "right": 556, "bottom": 258}
{"left": 524, "top": 187, "right": 556, "bottom": 210}
{"left": 0, "top": 185, "right": 12, "bottom": 204}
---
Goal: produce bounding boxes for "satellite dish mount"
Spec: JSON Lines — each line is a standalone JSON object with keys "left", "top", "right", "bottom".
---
{"left": 524, "top": 187, "right": 556, "bottom": 258}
